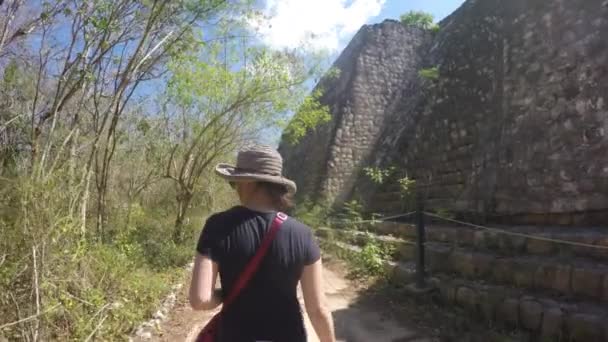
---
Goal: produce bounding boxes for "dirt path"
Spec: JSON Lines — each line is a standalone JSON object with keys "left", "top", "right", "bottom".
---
{"left": 135, "top": 262, "right": 433, "bottom": 342}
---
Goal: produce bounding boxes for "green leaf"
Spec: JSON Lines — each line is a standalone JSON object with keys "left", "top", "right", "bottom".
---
{"left": 400, "top": 11, "right": 436, "bottom": 30}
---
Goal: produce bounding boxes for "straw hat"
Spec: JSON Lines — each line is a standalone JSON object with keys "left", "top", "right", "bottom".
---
{"left": 215, "top": 144, "right": 297, "bottom": 194}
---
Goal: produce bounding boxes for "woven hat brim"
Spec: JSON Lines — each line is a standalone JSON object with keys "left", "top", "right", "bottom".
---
{"left": 215, "top": 163, "right": 297, "bottom": 194}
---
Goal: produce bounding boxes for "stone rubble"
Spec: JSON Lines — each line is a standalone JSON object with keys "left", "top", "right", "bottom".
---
{"left": 129, "top": 262, "right": 193, "bottom": 341}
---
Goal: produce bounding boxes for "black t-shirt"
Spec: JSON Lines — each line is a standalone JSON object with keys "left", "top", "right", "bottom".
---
{"left": 196, "top": 205, "right": 321, "bottom": 342}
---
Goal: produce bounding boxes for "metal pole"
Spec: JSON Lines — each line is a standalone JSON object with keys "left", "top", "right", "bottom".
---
{"left": 415, "top": 193, "right": 426, "bottom": 289}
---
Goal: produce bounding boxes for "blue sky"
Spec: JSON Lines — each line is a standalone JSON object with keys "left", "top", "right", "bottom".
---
{"left": 253, "top": 0, "right": 466, "bottom": 56}
{"left": 132, "top": 0, "right": 467, "bottom": 144}
{"left": 250, "top": 0, "right": 467, "bottom": 145}
{"left": 375, "top": 0, "right": 466, "bottom": 25}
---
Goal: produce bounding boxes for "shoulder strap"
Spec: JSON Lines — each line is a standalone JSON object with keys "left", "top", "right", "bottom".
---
{"left": 221, "top": 212, "right": 288, "bottom": 309}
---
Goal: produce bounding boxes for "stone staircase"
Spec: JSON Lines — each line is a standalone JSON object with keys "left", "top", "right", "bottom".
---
{"left": 316, "top": 222, "right": 608, "bottom": 341}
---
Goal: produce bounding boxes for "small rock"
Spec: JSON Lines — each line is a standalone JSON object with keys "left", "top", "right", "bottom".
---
{"left": 153, "top": 310, "right": 165, "bottom": 320}
{"left": 136, "top": 328, "right": 152, "bottom": 339}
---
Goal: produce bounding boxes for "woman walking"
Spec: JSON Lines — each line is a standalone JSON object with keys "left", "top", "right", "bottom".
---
{"left": 189, "top": 144, "right": 336, "bottom": 342}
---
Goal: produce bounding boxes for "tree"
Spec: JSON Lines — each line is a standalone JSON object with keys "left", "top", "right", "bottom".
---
{"left": 162, "top": 41, "right": 323, "bottom": 241}
{"left": 400, "top": 11, "right": 438, "bottom": 31}
{"left": 281, "top": 67, "right": 339, "bottom": 145}
{"left": 3, "top": 0, "right": 244, "bottom": 239}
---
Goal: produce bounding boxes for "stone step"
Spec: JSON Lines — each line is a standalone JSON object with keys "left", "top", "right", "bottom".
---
{"left": 319, "top": 237, "right": 608, "bottom": 341}
{"left": 425, "top": 242, "right": 608, "bottom": 303}
{"left": 373, "top": 221, "right": 608, "bottom": 262}
{"left": 316, "top": 227, "right": 608, "bottom": 302}
{"left": 434, "top": 276, "right": 608, "bottom": 342}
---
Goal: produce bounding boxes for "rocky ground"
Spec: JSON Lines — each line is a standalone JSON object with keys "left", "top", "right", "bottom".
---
{"left": 131, "top": 259, "right": 435, "bottom": 342}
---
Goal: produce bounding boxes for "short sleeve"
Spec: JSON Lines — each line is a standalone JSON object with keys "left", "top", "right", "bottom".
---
{"left": 196, "top": 216, "right": 219, "bottom": 261}
{"left": 303, "top": 228, "right": 321, "bottom": 265}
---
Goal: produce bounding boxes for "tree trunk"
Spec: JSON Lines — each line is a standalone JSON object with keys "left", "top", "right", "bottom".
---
{"left": 80, "top": 168, "right": 92, "bottom": 239}
{"left": 96, "top": 184, "right": 107, "bottom": 242}
{"left": 173, "top": 190, "right": 192, "bottom": 243}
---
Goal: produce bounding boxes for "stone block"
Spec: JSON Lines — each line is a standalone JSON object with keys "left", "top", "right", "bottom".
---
{"left": 493, "top": 258, "right": 513, "bottom": 283}
{"left": 591, "top": 237, "right": 608, "bottom": 260}
{"left": 426, "top": 228, "right": 445, "bottom": 242}
{"left": 571, "top": 267, "right": 603, "bottom": 299}
{"left": 541, "top": 307, "right": 564, "bottom": 338}
{"left": 519, "top": 300, "right": 543, "bottom": 331}
{"left": 499, "top": 235, "right": 526, "bottom": 253}
{"left": 534, "top": 263, "right": 557, "bottom": 290}
{"left": 392, "top": 263, "right": 415, "bottom": 283}
{"left": 438, "top": 282, "right": 456, "bottom": 303}
{"left": 425, "top": 245, "right": 451, "bottom": 272}
{"left": 455, "top": 286, "right": 477, "bottom": 310}
{"left": 572, "top": 235, "right": 599, "bottom": 257}
{"left": 458, "top": 229, "right": 475, "bottom": 245}
{"left": 526, "top": 238, "right": 554, "bottom": 254}
{"left": 473, "top": 231, "right": 486, "bottom": 248}
{"left": 497, "top": 298, "right": 520, "bottom": 327}
{"left": 485, "top": 231, "right": 501, "bottom": 248}
{"left": 603, "top": 276, "right": 608, "bottom": 302}
{"left": 512, "top": 260, "right": 536, "bottom": 288}
{"left": 471, "top": 253, "right": 495, "bottom": 276}
{"left": 512, "top": 236, "right": 528, "bottom": 252}
{"left": 398, "top": 243, "right": 416, "bottom": 260}
{"left": 434, "top": 228, "right": 452, "bottom": 243}
{"left": 477, "top": 290, "right": 497, "bottom": 321}
{"left": 566, "top": 313, "right": 603, "bottom": 342}
{"left": 451, "top": 250, "right": 475, "bottom": 277}
{"left": 551, "top": 265, "right": 572, "bottom": 294}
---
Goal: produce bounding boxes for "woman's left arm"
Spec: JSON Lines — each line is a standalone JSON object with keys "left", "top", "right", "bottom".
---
{"left": 189, "top": 253, "right": 222, "bottom": 310}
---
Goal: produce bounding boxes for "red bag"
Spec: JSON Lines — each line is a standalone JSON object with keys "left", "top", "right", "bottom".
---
{"left": 195, "top": 212, "right": 288, "bottom": 342}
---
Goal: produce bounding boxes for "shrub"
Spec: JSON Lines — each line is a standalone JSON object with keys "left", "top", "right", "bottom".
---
{"left": 349, "top": 236, "right": 395, "bottom": 278}
{"left": 400, "top": 11, "right": 439, "bottom": 31}
{"left": 335, "top": 200, "right": 365, "bottom": 230}
{"left": 363, "top": 166, "right": 396, "bottom": 185}
{"left": 292, "top": 198, "right": 332, "bottom": 229}
{"left": 418, "top": 67, "right": 440, "bottom": 81}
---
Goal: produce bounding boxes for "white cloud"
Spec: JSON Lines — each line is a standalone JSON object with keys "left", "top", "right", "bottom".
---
{"left": 249, "top": 0, "right": 386, "bottom": 52}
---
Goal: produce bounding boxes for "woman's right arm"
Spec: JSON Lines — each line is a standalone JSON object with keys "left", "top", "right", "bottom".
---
{"left": 301, "top": 258, "right": 336, "bottom": 342}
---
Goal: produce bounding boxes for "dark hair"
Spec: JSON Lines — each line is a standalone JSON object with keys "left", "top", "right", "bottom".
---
{"left": 256, "top": 182, "right": 294, "bottom": 212}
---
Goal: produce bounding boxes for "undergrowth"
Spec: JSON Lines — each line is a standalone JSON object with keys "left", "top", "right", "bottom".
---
{"left": 0, "top": 176, "right": 210, "bottom": 341}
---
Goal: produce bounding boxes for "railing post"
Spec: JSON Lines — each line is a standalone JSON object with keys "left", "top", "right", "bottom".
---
{"left": 415, "top": 193, "right": 426, "bottom": 289}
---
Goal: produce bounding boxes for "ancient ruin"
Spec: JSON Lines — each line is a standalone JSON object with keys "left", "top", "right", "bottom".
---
{"left": 279, "top": 0, "right": 608, "bottom": 225}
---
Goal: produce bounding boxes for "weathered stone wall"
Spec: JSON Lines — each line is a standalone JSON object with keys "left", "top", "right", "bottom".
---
{"left": 279, "top": 21, "right": 431, "bottom": 203}
{"left": 281, "top": 0, "right": 608, "bottom": 225}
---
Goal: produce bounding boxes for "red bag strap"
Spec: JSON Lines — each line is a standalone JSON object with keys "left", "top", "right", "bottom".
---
{"left": 221, "top": 212, "right": 288, "bottom": 309}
